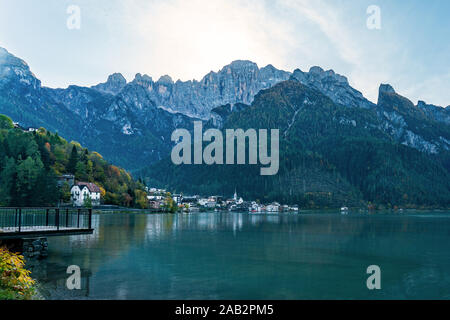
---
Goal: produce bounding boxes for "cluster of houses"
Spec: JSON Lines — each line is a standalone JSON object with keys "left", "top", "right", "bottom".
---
{"left": 57, "top": 174, "right": 300, "bottom": 212}
{"left": 13, "top": 121, "right": 38, "bottom": 132}
{"left": 146, "top": 187, "right": 299, "bottom": 213}
{"left": 58, "top": 174, "right": 101, "bottom": 207}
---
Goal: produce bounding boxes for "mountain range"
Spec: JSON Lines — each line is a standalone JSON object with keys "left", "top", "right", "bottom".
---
{"left": 1, "top": 46, "right": 449, "bottom": 207}
{"left": 142, "top": 80, "right": 450, "bottom": 207}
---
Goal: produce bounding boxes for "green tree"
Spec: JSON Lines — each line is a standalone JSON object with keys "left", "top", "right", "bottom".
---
{"left": 86, "top": 160, "right": 94, "bottom": 181}
{"left": 163, "top": 192, "right": 177, "bottom": 213}
{"left": 0, "top": 115, "right": 14, "bottom": 130}
{"left": 134, "top": 189, "right": 149, "bottom": 209}
{"left": 15, "top": 156, "right": 44, "bottom": 206}
{"left": 75, "top": 161, "right": 87, "bottom": 181}
{"left": 60, "top": 181, "right": 72, "bottom": 203}
{"left": 0, "top": 157, "right": 16, "bottom": 206}
{"left": 83, "top": 196, "right": 92, "bottom": 208}
{"left": 67, "top": 145, "right": 78, "bottom": 174}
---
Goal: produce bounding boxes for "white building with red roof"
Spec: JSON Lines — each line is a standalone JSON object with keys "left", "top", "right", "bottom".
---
{"left": 71, "top": 182, "right": 101, "bottom": 206}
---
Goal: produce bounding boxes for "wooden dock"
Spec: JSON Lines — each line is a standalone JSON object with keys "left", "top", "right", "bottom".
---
{"left": 0, "top": 207, "right": 94, "bottom": 240}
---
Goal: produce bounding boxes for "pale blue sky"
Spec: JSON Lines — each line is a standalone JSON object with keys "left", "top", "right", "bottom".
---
{"left": 0, "top": 0, "right": 449, "bottom": 106}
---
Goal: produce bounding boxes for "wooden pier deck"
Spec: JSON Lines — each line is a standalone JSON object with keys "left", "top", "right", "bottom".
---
{"left": 0, "top": 207, "right": 94, "bottom": 240}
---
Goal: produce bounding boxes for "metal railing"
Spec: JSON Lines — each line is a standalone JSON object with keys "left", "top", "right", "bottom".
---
{"left": 0, "top": 207, "right": 92, "bottom": 233}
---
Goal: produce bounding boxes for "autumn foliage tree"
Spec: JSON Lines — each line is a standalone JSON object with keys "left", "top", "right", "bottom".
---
{"left": 0, "top": 247, "right": 36, "bottom": 300}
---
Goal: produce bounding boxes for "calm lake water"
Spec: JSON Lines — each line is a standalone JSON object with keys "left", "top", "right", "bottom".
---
{"left": 29, "top": 211, "right": 450, "bottom": 300}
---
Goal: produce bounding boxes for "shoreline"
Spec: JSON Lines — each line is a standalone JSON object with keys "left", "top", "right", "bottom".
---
{"left": 89, "top": 207, "right": 450, "bottom": 215}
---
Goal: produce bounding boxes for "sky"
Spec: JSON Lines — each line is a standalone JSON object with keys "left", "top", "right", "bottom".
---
{"left": 0, "top": 0, "right": 449, "bottom": 106}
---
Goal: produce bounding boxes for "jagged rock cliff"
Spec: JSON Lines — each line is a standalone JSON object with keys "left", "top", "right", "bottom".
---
{"left": 290, "top": 66, "right": 375, "bottom": 109}
{"left": 93, "top": 60, "right": 291, "bottom": 120}
{"left": 376, "top": 84, "right": 450, "bottom": 154}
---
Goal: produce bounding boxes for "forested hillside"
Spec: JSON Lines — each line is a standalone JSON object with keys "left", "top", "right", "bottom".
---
{"left": 0, "top": 114, "right": 148, "bottom": 208}
{"left": 141, "top": 81, "right": 450, "bottom": 209}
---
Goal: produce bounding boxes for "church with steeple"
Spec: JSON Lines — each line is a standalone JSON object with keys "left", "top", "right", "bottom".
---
{"left": 233, "top": 187, "right": 243, "bottom": 204}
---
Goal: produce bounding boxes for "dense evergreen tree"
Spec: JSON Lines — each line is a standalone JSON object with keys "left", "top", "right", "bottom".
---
{"left": 67, "top": 145, "right": 78, "bottom": 174}
{"left": 0, "top": 114, "right": 14, "bottom": 129}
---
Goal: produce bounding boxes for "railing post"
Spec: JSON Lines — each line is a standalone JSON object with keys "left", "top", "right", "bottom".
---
{"left": 88, "top": 209, "right": 92, "bottom": 229}
{"left": 14, "top": 208, "right": 18, "bottom": 228}
{"left": 46, "top": 209, "right": 49, "bottom": 226}
{"left": 66, "top": 208, "right": 69, "bottom": 228}
{"left": 56, "top": 208, "right": 60, "bottom": 231}
{"left": 77, "top": 209, "right": 81, "bottom": 228}
{"left": 18, "top": 209, "right": 22, "bottom": 232}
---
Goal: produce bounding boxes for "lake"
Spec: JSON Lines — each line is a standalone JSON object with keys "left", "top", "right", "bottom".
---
{"left": 28, "top": 211, "right": 450, "bottom": 299}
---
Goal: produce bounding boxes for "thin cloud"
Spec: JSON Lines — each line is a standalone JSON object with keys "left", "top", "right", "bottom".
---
{"left": 117, "top": 0, "right": 297, "bottom": 82}
{"left": 114, "top": 0, "right": 388, "bottom": 104}
{"left": 283, "top": 0, "right": 363, "bottom": 65}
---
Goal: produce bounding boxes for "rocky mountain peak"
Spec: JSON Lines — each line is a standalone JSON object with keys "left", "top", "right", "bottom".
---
{"left": 131, "top": 73, "right": 153, "bottom": 87}
{"left": 91, "top": 73, "right": 127, "bottom": 95}
{"left": 379, "top": 83, "right": 396, "bottom": 95}
{"left": 260, "top": 64, "right": 290, "bottom": 82}
{"left": 290, "top": 68, "right": 306, "bottom": 81}
{"left": 0, "top": 47, "right": 29, "bottom": 69}
{"left": 417, "top": 100, "right": 427, "bottom": 108}
{"left": 377, "top": 84, "right": 398, "bottom": 106}
{"left": 377, "top": 83, "right": 428, "bottom": 124}
{"left": 262, "top": 64, "right": 276, "bottom": 70}
{"left": 416, "top": 100, "right": 448, "bottom": 111}
{"left": 416, "top": 100, "right": 450, "bottom": 124}
{"left": 157, "top": 75, "right": 174, "bottom": 84}
{"left": 309, "top": 66, "right": 348, "bottom": 84}
{"left": 226, "top": 60, "right": 258, "bottom": 70}
{"left": 0, "top": 47, "right": 40, "bottom": 90}
{"left": 290, "top": 67, "right": 372, "bottom": 109}
{"left": 309, "top": 66, "right": 325, "bottom": 74}
{"left": 107, "top": 73, "right": 126, "bottom": 86}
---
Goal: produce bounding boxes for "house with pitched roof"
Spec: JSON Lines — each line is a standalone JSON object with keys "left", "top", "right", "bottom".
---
{"left": 71, "top": 182, "right": 101, "bottom": 206}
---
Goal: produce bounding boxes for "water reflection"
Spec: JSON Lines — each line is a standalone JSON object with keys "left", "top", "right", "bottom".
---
{"left": 30, "top": 211, "right": 450, "bottom": 299}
